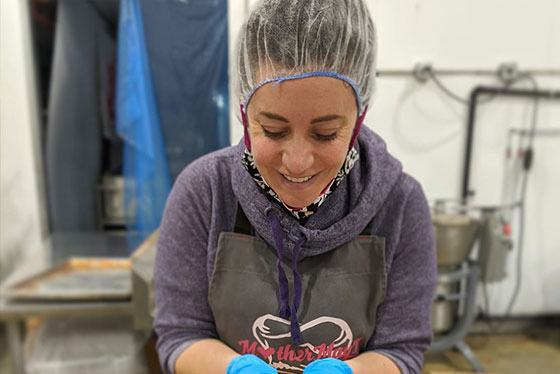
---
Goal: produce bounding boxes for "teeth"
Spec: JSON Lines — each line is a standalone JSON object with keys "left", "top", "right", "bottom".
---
{"left": 283, "top": 174, "right": 313, "bottom": 183}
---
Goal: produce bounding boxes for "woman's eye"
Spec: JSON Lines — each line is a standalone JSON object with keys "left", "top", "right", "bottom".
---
{"left": 262, "top": 127, "right": 287, "bottom": 139}
{"left": 315, "top": 132, "right": 338, "bottom": 141}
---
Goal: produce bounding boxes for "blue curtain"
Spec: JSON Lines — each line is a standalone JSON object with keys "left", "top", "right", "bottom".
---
{"left": 139, "top": 0, "right": 230, "bottom": 181}
{"left": 116, "top": 0, "right": 230, "bottom": 251}
{"left": 116, "top": 0, "right": 171, "bottom": 251}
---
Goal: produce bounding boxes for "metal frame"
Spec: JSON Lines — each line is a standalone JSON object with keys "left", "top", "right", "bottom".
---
{"left": 430, "top": 263, "right": 485, "bottom": 372}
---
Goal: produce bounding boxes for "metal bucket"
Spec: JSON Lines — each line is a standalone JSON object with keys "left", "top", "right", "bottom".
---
{"left": 97, "top": 175, "right": 127, "bottom": 227}
{"left": 432, "top": 281, "right": 459, "bottom": 333}
{"left": 432, "top": 213, "right": 479, "bottom": 266}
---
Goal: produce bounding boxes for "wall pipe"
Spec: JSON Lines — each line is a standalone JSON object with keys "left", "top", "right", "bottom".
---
{"left": 461, "top": 86, "right": 560, "bottom": 202}
{"left": 377, "top": 69, "right": 560, "bottom": 77}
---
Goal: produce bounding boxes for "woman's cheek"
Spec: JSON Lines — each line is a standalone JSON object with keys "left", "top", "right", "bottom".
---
{"left": 251, "top": 141, "right": 277, "bottom": 166}
{"left": 324, "top": 138, "right": 351, "bottom": 162}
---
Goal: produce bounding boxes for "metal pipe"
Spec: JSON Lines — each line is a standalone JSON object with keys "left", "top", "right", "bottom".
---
{"left": 377, "top": 69, "right": 560, "bottom": 77}
{"left": 509, "top": 128, "right": 560, "bottom": 137}
{"left": 461, "top": 86, "right": 560, "bottom": 201}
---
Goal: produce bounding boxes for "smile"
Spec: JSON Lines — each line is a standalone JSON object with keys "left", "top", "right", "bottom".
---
{"left": 282, "top": 174, "right": 314, "bottom": 183}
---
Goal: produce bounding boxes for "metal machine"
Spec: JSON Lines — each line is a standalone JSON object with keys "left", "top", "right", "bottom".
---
{"left": 430, "top": 199, "right": 512, "bottom": 372}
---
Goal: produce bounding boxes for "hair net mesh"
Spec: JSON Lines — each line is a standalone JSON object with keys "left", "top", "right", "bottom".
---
{"left": 236, "top": 0, "right": 377, "bottom": 113}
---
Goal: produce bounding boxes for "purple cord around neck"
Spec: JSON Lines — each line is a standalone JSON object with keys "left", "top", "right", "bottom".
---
{"left": 290, "top": 236, "right": 305, "bottom": 345}
{"left": 268, "top": 210, "right": 290, "bottom": 318}
{"left": 267, "top": 210, "right": 306, "bottom": 345}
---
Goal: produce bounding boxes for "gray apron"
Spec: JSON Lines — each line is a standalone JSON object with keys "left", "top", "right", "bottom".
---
{"left": 209, "top": 206, "right": 387, "bottom": 373}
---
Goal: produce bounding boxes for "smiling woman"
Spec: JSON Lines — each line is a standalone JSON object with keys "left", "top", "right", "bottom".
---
{"left": 247, "top": 77, "right": 357, "bottom": 208}
{"left": 154, "top": 1, "right": 436, "bottom": 374}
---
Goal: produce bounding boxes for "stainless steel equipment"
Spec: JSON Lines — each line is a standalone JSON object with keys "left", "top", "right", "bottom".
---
{"left": 431, "top": 201, "right": 480, "bottom": 333}
{"left": 478, "top": 209, "right": 512, "bottom": 283}
{"left": 96, "top": 175, "right": 128, "bottom": 229}
{"left": 429, "top": 200, "right": 514, "bottom": 373}
{"left": 430, "top": 200, "right": 484, "bottom": 372}
{"left": 431, "top": 280, "right": 459, "bottom": 333}
{"left": 433, "top": 213, "right": 479, "bottom": 267}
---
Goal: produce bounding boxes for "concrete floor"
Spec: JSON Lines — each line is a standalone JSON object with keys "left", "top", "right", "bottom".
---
{"left": 423, "top": 329, "right": 560, "bottom": 374}
{"left": 1, "top": 322, "right": 559, "bottom": 373}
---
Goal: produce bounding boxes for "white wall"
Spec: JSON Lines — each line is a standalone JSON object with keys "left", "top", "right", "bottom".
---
{"left": 0, "top": 0, "right": 48, "bottom": 283}
{"left": 228, "top": 0, "right": 560, "bottom": 315}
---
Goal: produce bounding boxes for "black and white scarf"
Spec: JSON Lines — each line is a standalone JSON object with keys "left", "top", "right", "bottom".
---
{"left": 242, "top": 147, "right": 359, "bottom": 220}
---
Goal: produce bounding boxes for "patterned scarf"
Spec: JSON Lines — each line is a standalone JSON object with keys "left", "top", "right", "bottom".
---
{"left": 242, "top": 148, "right": 359, "bottom": 220}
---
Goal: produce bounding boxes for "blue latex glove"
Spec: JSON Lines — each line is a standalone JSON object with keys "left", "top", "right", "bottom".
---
{"left": 226, "top": 354, "right": 278, "bottom": 374}
{"left": 303, "top": 358, "right": 353, "bottom": 374}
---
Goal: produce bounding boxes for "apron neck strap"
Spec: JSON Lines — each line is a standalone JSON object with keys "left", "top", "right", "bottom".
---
{"left": 234, "top": 204, "right": 252, "bottom": 235}
{"left": 359, "top": 220, "right": 374, "bottom": 236}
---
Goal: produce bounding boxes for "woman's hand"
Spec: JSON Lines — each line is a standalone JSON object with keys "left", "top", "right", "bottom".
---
{"left": 226, "top": 354, "right": 278, "bottom": 374}
{"left": 303, "top": 358, "right": 353, "bottom": 374}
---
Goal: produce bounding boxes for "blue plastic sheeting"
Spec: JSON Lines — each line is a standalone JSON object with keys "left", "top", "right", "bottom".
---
{"left": 139, "top": 0, "right": 230, "bottom": 181}
{"left": 117, "top": 0, "right": 171, "bottom": 252}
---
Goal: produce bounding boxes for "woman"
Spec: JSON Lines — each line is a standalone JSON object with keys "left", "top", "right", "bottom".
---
{"left": 154, "top": 1, "right": 436, "bottom": 373}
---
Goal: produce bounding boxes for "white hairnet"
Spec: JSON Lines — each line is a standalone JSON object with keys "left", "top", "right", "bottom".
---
{"left": 236, "top": 0, "right": 377, "bottom": 114}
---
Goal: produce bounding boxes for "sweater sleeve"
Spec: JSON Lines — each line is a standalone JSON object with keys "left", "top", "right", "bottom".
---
{"left": 153, "top": 162, "right": 219, "bottom": 374}
{"left": 365, "top": 179, "right": 437, "bottom": 374}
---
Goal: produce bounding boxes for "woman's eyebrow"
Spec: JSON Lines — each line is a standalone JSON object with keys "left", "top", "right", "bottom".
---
{"left": 260, "top": 112, "right": 289, "bottom": 123}
{"left": 310, "top": 114, "right": 342, "bottom": 124}
{"left": 259, "top": 112, "right": 343, "bottom": 124}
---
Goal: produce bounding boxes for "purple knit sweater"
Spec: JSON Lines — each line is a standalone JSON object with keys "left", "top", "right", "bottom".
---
{"left": 154, "top": 126, "right": 437, "bottom": 374}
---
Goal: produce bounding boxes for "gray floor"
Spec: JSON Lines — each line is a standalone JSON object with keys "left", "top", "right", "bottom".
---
{"left": 2, "top": 320, "right": 559, "bottom": 374}
{"left": 423, "top": 328, "right": 560, "bottom": 373}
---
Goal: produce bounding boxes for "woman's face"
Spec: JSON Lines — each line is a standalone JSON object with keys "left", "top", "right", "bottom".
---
{"left": 246, "top": 76, "right": 358, "bottom": 208}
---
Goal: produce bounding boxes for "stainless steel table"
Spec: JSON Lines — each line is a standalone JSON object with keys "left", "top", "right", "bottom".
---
{"left": 0, "top": 299, "right": 134, "bottom": 374}
{"left": 0, "top": 233, "right": 133, "bottom": 374}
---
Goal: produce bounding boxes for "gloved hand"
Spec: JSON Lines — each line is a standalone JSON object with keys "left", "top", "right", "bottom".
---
{"left": 303, "top": 358, "right": 353, "bottom": 374}
{"left": 226, "top": 354, "right": 278, "bottom": 374}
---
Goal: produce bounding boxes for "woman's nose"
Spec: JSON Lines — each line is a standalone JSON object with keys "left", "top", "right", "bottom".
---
{"left": 282, "top": 138, "right": 314, "bottom": 175}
